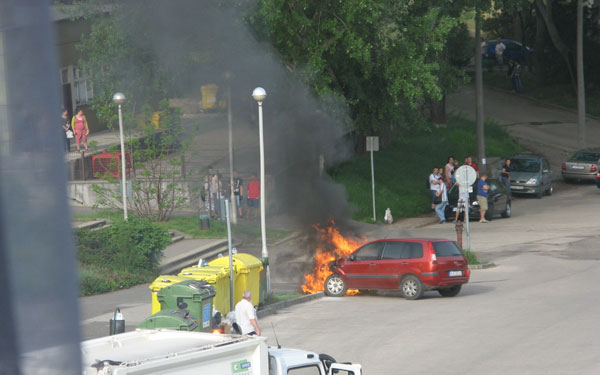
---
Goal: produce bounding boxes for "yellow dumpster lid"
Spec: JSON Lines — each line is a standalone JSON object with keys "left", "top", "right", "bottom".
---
{"left": 178, "top": 266, "right": 230, "bottom": 282}
{"left": 208, "top": 257, "right": 242, "bottom": 272}
{"left": 149, "top": 275, "right": 193, "bottom": 292}
{"left": 233, "top": 253, "right": 264, "bottom": 271}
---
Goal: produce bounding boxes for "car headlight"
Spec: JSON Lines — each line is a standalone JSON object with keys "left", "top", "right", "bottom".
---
{"left": 526, "top": 177, "right": 538, "bottom": 185}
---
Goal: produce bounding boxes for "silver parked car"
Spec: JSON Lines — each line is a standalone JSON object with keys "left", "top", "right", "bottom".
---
{"left": 509, "top": 154, "right": 553, "bottom": 198}
{"left": 562, "top": 148, "right": 600, "bottom": 182}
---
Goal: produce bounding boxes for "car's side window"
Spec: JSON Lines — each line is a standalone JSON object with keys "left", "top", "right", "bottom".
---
{"left": 381, "top": 242, "right": 408, "bottom": 259}
{"left": 353, "top": 242, "right": 383, "bottom": 260}
{"left": 406, "top": 243, "right": 424, "bottom": 259}
{"left": 381, "top": 242, "right": 423, "bottom": 260}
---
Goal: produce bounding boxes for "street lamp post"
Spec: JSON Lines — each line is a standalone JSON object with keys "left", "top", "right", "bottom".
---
{"left": 252, "top": 87, "right": 270, "bottom": 294}
{"left": 112, "top": 92, "right": 128, "bottom": 221}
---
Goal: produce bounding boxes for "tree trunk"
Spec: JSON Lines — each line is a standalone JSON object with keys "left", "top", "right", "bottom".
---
{"left": 475, "top": 10, "right": 486, "bottom": 173}
{"left": 430, "top": 94, "right": 446, "bottom": 124}
{"left": 535, "top": 0, "right": 577, "bottom": 92}
{"left": 534, "top": 6, "right": 547, "bottom": 85}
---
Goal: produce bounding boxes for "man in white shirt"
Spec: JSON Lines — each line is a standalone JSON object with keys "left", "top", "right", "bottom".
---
{"left": 495, "top": 38, "right": 506, "bottom": 65}
{"left": 234, "top": 290, "right": 260, "bottom": 336}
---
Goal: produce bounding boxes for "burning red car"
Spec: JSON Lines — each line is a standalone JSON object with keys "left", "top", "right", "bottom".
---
{"left": 324, "top": 238, "right": 470, "bottom": 300}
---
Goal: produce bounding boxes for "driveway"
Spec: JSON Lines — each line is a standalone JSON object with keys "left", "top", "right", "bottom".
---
{"left": 447, "top": 85, "right": 600, "bottom": 173}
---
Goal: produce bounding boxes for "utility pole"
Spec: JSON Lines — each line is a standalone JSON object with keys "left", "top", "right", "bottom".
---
{"left": 475, "top": 9, "right": 487, "bottom": 173}
{"left": 576, "top": 0, "right": 586, "bottom": 148}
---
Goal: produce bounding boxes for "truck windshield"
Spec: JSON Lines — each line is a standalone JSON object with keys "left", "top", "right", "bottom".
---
{"left": 432, "top": 241, "right": 463, "bottom": 257}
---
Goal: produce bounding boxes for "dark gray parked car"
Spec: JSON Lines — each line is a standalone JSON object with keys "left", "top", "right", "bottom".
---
{"left": 509, "top": 154, "right": 553, "bottom": 198}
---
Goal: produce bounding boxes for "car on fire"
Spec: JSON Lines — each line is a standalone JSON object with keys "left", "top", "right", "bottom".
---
{"left": 324, "top": 239, "right": 470, "bottom": 300}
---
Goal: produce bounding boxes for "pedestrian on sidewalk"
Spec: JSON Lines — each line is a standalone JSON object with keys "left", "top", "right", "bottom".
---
{"left": 495, "top": 38, "right": 506, "bottom": 67}
{"left": 435, "top": 182, "right": 448, "bottom": 224}
{"left": 246, "top": 174, "right": 260, "bottom": 219}
{"left": 71, "top": 108, "right": 90, "bottom": 152}
{"left": 464, "top": 155, "right": 479, "bottom": 178}
{"left": 429, "top": 167, "right": 442, "bottom": 210}
{"left": 501, "top": 158, "right": 512, "bottom": 197}
{"left": 233, "top": 170, "right": 244, "bottom": 218}
{"left": 61, "top": 109, "right": 72, "bottom": 152}
{"left": 511, "top": 60, "right": 522, "bottom": 93}
{"left": 234, "top": 290, "right": 260, "bottom": 336}
{"left": 211, "top": 170, "right": 221, "bottom": 219}
{"left": 444, "top": 156, "right": 455, "bottom": 189}
{"left": 477, "top": 173, "right": 490, "bottom": 223}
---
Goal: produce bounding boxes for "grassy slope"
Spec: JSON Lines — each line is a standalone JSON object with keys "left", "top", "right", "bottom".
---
{"left": 330, "top": 116, "right": 524, "bottom": 222}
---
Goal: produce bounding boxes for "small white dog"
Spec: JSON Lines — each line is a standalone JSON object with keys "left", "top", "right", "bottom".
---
{"left": 384, "top": 208, "right": 393, "bottom": 224}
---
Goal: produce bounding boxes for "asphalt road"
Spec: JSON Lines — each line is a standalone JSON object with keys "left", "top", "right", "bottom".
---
{"left": 259, "top": 183, "right": 600, "bottom": 375}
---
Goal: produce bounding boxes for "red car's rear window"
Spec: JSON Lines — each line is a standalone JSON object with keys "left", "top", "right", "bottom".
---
{"left": 432, "top": 241, "right": 462, "bottom": 257}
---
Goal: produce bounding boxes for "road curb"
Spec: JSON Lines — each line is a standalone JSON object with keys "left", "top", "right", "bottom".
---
{"left": 257, "top": 292, "right": 324, "bottom": 319}
{"left": 469, "top": 262, "right": 496, "bottom": 269}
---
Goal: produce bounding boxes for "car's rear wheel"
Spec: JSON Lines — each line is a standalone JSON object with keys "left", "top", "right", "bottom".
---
{"left": 485, "top": 203, "right": 494, "bottom": 221}
{"left": 400, "top": 275, "right": 424, "bottom": 300}
{"left": 324, "top": 274, "right": 347, "bottom": 297}
{"left": 501, "top": 201, "right": 511, "bottom": 218}
{"left": 438, "top": 285, "right": 462, "bottom": 297}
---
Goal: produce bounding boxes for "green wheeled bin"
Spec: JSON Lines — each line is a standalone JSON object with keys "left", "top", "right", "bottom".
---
{"left": 149, "top": 275, "right": 194, "bottom": 315}
{"left": 137, "top": 308, "right": 198, "bottom": 331}
{"left": 178, "top": 265, "right": 231, "bottom": 314}
{"left": 157, "top": 280, "right": 215, "bottom": 332}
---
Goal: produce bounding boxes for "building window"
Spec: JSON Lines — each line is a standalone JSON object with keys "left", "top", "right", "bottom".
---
{"left": 73, "top": 67, "right": 93, "bottom": 105}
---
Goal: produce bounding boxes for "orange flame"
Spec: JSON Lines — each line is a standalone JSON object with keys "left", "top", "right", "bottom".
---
{"left": 301, "top": 221, "right": 366, "bottom": 295}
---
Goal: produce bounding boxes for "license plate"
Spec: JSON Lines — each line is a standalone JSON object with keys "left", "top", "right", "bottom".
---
{"left": 449, "top": 270, "right": 463, "bottom": 277}
{"left": 511, "top": 185, "right": 524, "bottom": 190}
{"left": 572, "top": 165, "right": 585, "bottom": 170}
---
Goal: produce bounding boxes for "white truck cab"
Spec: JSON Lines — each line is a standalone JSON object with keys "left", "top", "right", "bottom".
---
{"left": 268, "top": 347, "right": 361, "bottom": 375}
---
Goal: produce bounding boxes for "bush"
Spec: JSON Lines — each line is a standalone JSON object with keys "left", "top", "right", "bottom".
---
{"left": 75, "top": 216, "right": 171, "bottom": 295}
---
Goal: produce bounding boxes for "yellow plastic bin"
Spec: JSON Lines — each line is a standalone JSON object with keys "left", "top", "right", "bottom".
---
{"left": 200, "top": 84, "right": 219, "bottom": 110}
{"left": 209, "top": 253, "right": 263, "bottom": 307}
{"left": 149, "top": 275, "right": 194, "bottom": 314}
{"left": 178, "top": 265, "right": 232, "bottom": 314}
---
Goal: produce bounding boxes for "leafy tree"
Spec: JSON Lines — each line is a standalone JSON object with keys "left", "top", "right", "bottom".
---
{"left": 249, "top": 0, "right": 463, "bottom": 136}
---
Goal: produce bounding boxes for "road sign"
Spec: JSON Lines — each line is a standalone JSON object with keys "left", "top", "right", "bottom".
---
{"left": 455, "top": 165, "right": 477, "bottom": 186}
{"left": 366, "top": 136, "right": 379, "bottom": 151}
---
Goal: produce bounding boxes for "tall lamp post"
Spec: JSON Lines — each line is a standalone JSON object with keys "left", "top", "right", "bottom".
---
{"left": 112, "top": 92, "right": 128, "bottom": 221}
{"left": 252, "top": 87, "right": 270, "bottom": 294}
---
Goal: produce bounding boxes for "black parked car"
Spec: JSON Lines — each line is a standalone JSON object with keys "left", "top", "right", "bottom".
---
{"left": 445, "top": 178, "right": 511, "bottom": 221}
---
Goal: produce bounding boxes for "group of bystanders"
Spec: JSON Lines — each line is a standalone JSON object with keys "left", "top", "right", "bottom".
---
{"left": 203, "top": 167, "right": 261, "bottom": 221}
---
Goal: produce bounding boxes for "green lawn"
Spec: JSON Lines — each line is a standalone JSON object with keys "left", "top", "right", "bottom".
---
{"left": 481, "top": 70, "right": 600, "bottom": 117}
{"left": 329, "top": 116, "right": 524, "bottom": 222}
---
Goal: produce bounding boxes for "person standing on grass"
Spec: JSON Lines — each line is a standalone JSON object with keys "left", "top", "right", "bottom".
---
{"left": 246, "top": 174, "right": 260, "bottom": 218}
{"left": 495, "top": 38, "right": 506, "bottom": 66}
{"left": 444, "top": 156, "right": 455, "bottom": 189}
{"left": 234, "top": 290, "right": 260, "bottom": 336}
{"left": 71, "top": 108, "right": 89, "bottom": 152}
{"left": 477, "top": 173, "right": 490, "bottom": 223}
{"left": 511, "top": 60, "right": 522, "bottom": 93}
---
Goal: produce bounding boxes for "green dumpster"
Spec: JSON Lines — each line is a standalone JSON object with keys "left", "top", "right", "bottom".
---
{"left": 209, "top": 253, "right": 263, "bottom": 307}
{"left": 178, "top": 265, "right": 231, "bottom": 314}
{"left": 157, "top": 280, "right": 215, "bottom": 332}
{"left": 149, "top": 275, "right": 194, "bottom": 315}
{"left": 137, "top": 308, "right": 198, "bottom": 331}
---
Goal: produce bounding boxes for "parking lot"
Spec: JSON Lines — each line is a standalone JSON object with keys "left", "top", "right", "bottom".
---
{"left": 260, "top": 183, "right": 600, "bottom": 374}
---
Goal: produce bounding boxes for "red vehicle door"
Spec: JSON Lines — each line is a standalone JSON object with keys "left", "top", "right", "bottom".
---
{"left": 341, "top": 241, "right": 385, "bottom": 289}
{"left": 377, "top": 241, "right": 424, "bottom": 289}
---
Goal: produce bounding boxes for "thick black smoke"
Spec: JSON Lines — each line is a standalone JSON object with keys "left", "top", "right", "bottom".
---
{"left": 118, "top": 0, "right": 355, "bottom": 228}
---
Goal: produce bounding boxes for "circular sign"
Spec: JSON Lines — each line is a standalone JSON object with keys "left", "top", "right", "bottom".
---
{"left": 455, "top": 165, "right": 477, "bottom": 186}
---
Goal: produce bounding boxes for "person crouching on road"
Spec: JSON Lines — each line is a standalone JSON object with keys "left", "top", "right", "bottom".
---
{"left": 235, "top": 290, "right": 260, "bottom": 336}
{"left": 477, "top": 173, "right": 490, "bottom": 223}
